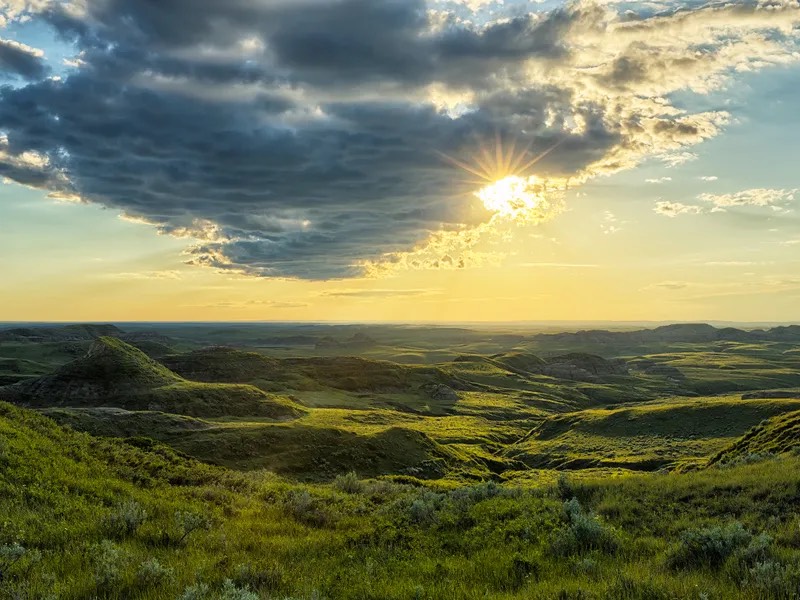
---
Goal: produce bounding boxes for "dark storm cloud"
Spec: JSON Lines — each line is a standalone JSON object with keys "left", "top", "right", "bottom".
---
{"left": 0, "top": 39, "right": 49, "bottom": 80}
{"left": 1, "top": 0, "right": 744, "bottom": 279}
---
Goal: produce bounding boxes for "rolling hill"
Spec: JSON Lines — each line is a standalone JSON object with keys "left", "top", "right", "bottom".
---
{"left": 0, "top": 337, "right": 303, "bottom": 419}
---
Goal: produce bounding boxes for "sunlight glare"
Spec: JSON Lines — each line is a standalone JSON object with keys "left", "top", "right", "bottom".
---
{"left": 475, "top": 175, "right": 547, "bottom": 220}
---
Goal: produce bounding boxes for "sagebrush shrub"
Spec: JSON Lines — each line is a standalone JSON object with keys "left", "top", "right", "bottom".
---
{"left": 135, "top": 557, "right": 174, "bottom": 587}
{"left": 104, "top": 499, "right": 147, "bottom": 538}
{"left": 409, "top": 492, "right": 441, "bottom": 526}
{"left": 333, "top": 471, "right": 365, "bottom": 494}
{"left": 744, "top": 560, "right": 800, "bottom": 597}
{"left": 92, "top": 540, "right": 128, "bottom": 589}
{"left": 284, "top": 490, "right": 336, "bottom": 528}
{"left": 178, "top": 583, "right": 210, "bottom": 600}
{"left": 219, "top": 579, "right": 260, "bottom": 600}
{"left": 0, "top": 543, "right": 27, "bottom": 580}
{"left": 668, "top": 522, "right": 754, "bottom": 570}
{"left": 173, "top": 510, "right": 212, "bottom": 545}
{"left": 552, "top": 498, "right": 618, "bottom": 556}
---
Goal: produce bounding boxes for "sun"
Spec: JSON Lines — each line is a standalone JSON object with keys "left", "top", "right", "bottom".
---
{"left": 438, "top": 133, "right": 561, "bottom": 220}
{"left": 475, "top": 175, "right": 546, "bottom": 219}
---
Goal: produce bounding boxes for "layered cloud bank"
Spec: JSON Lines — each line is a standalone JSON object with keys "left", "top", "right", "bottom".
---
{"left": 0, "top": 0, "right": 798, "bottom": 279}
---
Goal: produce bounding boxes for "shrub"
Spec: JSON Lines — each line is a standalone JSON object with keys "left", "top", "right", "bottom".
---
{"left": 178, "top": 583, "right": 211, "bottom": 600}
{"left": 284, "top": 490, "right": 336, "bottom": 528}
{"left": 135, "top": 557, "right": 174, "bottom": 587}
{"left": 219, "top": 579, "right": 260, "bottom": 600}
{"left": 409, "top": 492, "right": 442, "bottom": 526}
{"left": 364, "top": 479, "right": 399, "bottom": 501}
{"left": 333, "top": 471, "right": 365, "bottom": 494}
{"left": 744, "top": 560, "right": 800, "bottom": 597}
{"left": 105, "top": 499, "right": 148, "bottom": 538}
{"left": 173, "top": 510, "right": 212, "bottom": 545}
{"left": 0, "top": 543, "right": 27, "bottom": 580}
{"left": 91, "top": 540, "right": 129, "bottom": 589}
{"left": 667, "top": 522, "right": 756, "bottom": 570}
{"left": 552, "top": 498, "right": 618, "bottom": 556}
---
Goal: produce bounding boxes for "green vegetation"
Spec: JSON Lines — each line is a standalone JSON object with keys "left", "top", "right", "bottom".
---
{"left": 4, "top": 402, "right": 800, "bottom": 598}
{"left": 0, "top": 338, "right": 304, "bottom": 420}
{"left": 1, "top": 322, "right": 800, "bottom": 598}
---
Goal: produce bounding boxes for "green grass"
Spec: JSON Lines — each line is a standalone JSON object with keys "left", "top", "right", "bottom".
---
{"left": 0, "top": 338, "right": 304, "bottom": 420}
{"left": 505, "top": 395, "right": 800, "bottom": 471}
{"left": 709, "top": 409, "right": 800, "bottom": 465}
{"left": 4, "top": 402, "right": 800, "bottom": 599}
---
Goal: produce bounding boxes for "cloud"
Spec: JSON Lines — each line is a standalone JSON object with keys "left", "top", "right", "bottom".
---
{"left": 644, "top": 281, "right": 691, "bottom": 290}
{"left": 699, "top": 176, "right": 719, "bottom": 182}
{"left": 645, "top": 177, "right": 672, "bottom": 184}
{"left": 101, "top": 270, "right": 183, "bottom": 281}
{"left": 319, "top": 288, "right": 440, "bottom": 298}
{"left": 0, "top": 0, "right": 799, "bottom": 279}
{"left": 659, "top": 152, "right": 699, "bottom": 168}
{"left": 698, "top": 188, "right": 798, "bottom": 210}
{"left": 520, "top": 262, "right": 600, "bottom": 268}
{"left": 601, "top": 210, "right": 622, "bottom": 234}
{"left": 187, "top": 299, "right": 310, "bottom": 310}
{"left": 0, "top": 38, "right": 48, "bottom": 79}
{"left": 654, "top": 201, "right": 703, "bottom": 217}
{"left": 703, "top": 261, "right": 772, "bottom": 267}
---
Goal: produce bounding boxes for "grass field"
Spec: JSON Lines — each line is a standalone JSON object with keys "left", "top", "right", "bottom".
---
{"left": 1, "top": 322, "right": 800, "bottom": 598}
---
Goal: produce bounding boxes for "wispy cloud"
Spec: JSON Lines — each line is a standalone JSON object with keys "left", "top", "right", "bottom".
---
{"left": 319, "top": 289, "right": 441, "bottom": 298}
{"left": 654, "top": 201, "right": 703, "bottom": 218}
{"left": 703, "top": 261, "right": 774, "bottom": 267}
{"left": 520, "top": 262, "right": 600, "bottom": 268}
{"left": 102, "top": 270, "right": 183, "bottom": 281}
{"left": 645, "top": 177, "right": 672, "bottom": 184}
{"left": 699, "top": 188, "right": 797, "bottom": 211}
{"left": 660, "top": 152, "right": 699, "bottom": 168}
{"left": 643, "top": 281, "right": 691, "bottom": 291}
{"left": 187, "top": 299, "right": 309, "bottom": 309}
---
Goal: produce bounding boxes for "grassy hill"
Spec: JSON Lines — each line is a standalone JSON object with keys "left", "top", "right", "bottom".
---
{"left": 709, "top": 409, "right": 800, "bottom": 466}
{"left": 165, "top": 348, "right": 470, "bottom": 393}
{"left": 505, "top": 395, "right": 800, "bottom": 471}
{"left": 5, "top": 401, "right": 800, "bottom": 598}
{"left": 0, "top": 338, "right": 304, "bottom": 420}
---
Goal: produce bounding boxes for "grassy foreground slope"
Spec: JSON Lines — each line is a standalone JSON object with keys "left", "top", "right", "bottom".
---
{"left": 3, "top": 402, "right": 800, "bottom": 599}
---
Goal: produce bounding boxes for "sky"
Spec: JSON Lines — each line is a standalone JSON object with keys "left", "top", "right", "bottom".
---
{"left": 0, "top": 0, "right": 799, "bottom": 323}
